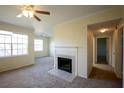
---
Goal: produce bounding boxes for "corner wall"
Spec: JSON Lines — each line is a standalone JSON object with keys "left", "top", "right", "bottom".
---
{"left": 49, "top": 37, "right": 55, "bottom": 56}
{"left": 112, "top": 27, "right": 123, "bottom": 79}
{"left": 87, "top": 30, "right": 94, "bottom": 76}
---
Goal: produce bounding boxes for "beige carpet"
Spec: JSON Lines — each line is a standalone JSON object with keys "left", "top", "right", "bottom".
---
{"left": 48, "top": 68, "right": 76, "bottom": 82}
{"left": 89, "top": 67, "right": 122, "bottom": 81}
{"left": 0, "top": 57, "right": 122, "bottom": 88}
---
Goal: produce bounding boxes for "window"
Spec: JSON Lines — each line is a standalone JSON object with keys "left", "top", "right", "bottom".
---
{"left": 12, "top": 33, "right": 28, "bottom": 55}
{"left": 34, "top": 39, "right": 43, "bottom": 51}
{"left": 0, "top": 34, "right": 12, "bottom": 57}
{"left": 0, "top": 30, "right": 28, "bottom": 57}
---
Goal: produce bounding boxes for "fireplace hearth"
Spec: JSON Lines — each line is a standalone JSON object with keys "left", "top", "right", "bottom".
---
{"left": 58, "top": 57, "right": 72, "bottom": 73}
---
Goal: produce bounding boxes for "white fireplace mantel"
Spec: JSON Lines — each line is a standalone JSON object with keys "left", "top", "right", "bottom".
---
{"left": 54, "top": 47, "right": 78, "bottom": 76}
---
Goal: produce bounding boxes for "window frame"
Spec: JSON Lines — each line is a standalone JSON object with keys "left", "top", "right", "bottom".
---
{"left": 0, "top": 33, "right": 12, "bottom": 57}
{"left": 34, "top": 39, "right": 43, "bottom": 51}
{"left": 0, "top": 30, "right": 28, "bottom": 58}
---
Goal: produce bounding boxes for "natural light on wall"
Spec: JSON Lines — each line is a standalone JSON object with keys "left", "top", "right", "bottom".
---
{"left": 34, "top": 39, "right": 43, "bottom": 51}
{"left": 0, "top": 30, "right": 28, "bottom": 57}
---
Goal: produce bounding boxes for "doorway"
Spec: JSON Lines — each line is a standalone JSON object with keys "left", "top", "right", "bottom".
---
{"left": 97, "top": 38, "right": 108, "bottom": 64}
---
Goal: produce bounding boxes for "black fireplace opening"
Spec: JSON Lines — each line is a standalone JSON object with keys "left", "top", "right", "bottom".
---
{"left": 58, "top": 57, "right": 72, "bottom": 73}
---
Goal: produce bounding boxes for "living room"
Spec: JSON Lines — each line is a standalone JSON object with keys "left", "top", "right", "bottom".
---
{"left": 0, "top": 5, "right": 123, "bottom": 88}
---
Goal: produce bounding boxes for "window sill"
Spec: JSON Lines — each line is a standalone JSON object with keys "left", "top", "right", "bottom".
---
{"left": 0, "top": 54, "right": 28, "bottom": 59}
{"left": 35, "top": 50, "right": 43, "bottom": 52}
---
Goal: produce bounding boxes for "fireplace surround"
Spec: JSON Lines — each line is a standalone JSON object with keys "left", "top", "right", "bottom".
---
{"left": 54, "top": 47, "right": 78, "bottom": 76}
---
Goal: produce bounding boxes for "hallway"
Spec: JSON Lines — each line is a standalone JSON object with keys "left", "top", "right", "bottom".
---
{"left": 88, "top": 19, "right": 123, "bottom": 87}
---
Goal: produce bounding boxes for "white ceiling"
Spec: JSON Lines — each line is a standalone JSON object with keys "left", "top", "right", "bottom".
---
{"left": 0, "top": 5, "right": 119, "bottom": 36}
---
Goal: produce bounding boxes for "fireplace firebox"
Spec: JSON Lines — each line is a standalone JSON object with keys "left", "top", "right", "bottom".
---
{"left": 58, "top": 57, "right": 72, "bottom": 73}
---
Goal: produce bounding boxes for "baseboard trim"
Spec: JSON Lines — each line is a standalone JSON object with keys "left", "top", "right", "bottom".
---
{"left": 0, "top": 64, "right": 34, "bottom": 74}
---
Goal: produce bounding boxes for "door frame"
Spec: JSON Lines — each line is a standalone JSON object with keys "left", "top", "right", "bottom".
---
{"left": 95, "top": 35, "right": 112, "bottom": 65}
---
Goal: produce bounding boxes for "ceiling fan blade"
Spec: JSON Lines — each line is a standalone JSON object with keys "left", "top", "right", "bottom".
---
{"left": 16, "top": 13, "right": 23, "bottom": 18}
{"left": 34, "top": 15, "right": 41, "bottom": 21}
{"left": 35, "top": 10, "right": 50, "bottom": 15}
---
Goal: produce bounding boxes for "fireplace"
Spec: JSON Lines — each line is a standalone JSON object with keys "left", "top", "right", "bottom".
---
{"left": 58, "top": 57, "right": 72, "bottom": 73}
{"left": 54, "top": 47, "right": 78, "bottom": 76}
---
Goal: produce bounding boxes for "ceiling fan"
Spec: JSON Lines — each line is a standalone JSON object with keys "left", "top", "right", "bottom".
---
{"left": 16, "top": 5, "right": 50, "bottom": 22}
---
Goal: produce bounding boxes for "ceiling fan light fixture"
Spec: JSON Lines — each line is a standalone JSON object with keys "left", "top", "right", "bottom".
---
{"left": 16, "top": 5, "right": 50, "bottom": 22}
{"left": 28, "top": 11, "right": 34, "bottom": 18}
{"left": 16, "top": 14, "right": 23, "bottom": 18}
{"left": 22, "top": 10, "right": 34, "bottom": 18}
{"left": 22, "top": 10, "right": 29, "bottom": 17}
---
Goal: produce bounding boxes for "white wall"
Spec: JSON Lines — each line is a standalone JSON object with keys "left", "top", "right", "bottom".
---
{"left": 78, "top": 27, "right": 87, "bottom": 78}
{"left": 113, "top": 27, "right": 123, "bottom": 78}
{"left": 87, "top": 30, "right": 94, "bottom": 76}
{"left": 0, "top": 22, "right": 35, "bottom": 72}
{"left": 117, "top": 28, "right": 123, "bottom": 79}
{"left": 35, "top": 36, "right": 49, "bottom": 57}
{"left": 112, "top": 30, "right": 116, "bottom": 68}
{"left": 49, "top": 37, "right": 55, "bottom": 56}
